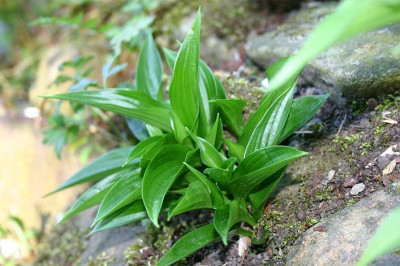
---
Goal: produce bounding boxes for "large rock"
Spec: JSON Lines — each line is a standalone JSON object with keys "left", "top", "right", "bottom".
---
{"left": 285, "top": 186, "right": 400, "bottom": 265}
{"left": 247, "top": 2, "right": 400, "bottom": 102}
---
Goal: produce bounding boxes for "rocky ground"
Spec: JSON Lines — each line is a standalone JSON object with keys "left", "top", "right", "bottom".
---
{"left": 30, "top": 1, "right": 400, "bottom": 265}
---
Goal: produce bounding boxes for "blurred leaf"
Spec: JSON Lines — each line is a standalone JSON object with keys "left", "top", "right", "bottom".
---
{"left": 110, "top": 15, "right": 154, "bottom": 58}
{"left": 268, "top": 0, "right": 400, "bottom": 93}
{"left": 102, "top": 59, "right": 127, "bottom": 87}
{"left": 357, "top": 206, "right": 400, "bottom": 266}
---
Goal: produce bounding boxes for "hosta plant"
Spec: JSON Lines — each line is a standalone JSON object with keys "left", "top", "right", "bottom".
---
{"left": 44, "top": 9, "right": 328, "bottom": 265}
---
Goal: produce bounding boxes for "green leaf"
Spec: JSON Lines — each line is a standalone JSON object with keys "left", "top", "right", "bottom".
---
{"left": 171, "top": 110, "right": 190, "bottom": 145}
{"left": 210, "top": 99, "right": 246, "bottom": 137}
{"left": 194, "top": 136, "right": 226, "bottom": 168}
{"left": 42, "top": 89, "right": 171, "bottom": 132}
{"left": 162, "top": 48, "right": 176, "bottom": 71}
{"left": 89, "top": 200, "right": 147, "bottom": 235}
{"left": 278, "top": 94, "right": 330, "bottom": 143}
{"left": 213, "top": 199, "right": 256, "bottom": 245}
{"left": 169, "top": 10, "right": 201, "bottom": 129}
{"left": 139, "top": 134, "right": 176, "bottom": 171}
{"left": 223, "top": 138, "right": 245, "bottom": 162}
{"left": 244, "top": 85, "right": 295, "bottom": 156}
{"left": 268, "top": 0, "right": 400, "bottom": 94}
{"left": 184, "top": 163, "right": 225, "bottom": 208}
{"left": 357, "top": 206, "right": 400, "bottom": 266}
{"left": 46, "top": 147, "right": 137, "bottom": 195}
{"left": 248, "top": 166, "right": 287, "bottom": 219}
{"left": 123, "top": 136, "right": 163, "bottom": 166}
{"left": 228, "top": 146, "right": 306, "bottom": 198}
{"left": 157, "top": 224, "right": 220, "bottom": 266}
{"left": 204, "top": 113, "right": 223, "bottom": 149}
{"left": 204, "top": 157, "right": 237, "bottom": 187}
{"left": 102, "top": 59, "right": 127, "bottom": 87}
{"left": 136, "top": 34, "right": 163, "bottom": 100}
{"left": 168, "top": 181, "right": 213, "bottom": 219}
{"left": 142, "top": 144, "right": 190, "bottom": 227}
{"left": 58, "top": 173, "right": 120, "bottom": 224}
{"left": 240, "top": 58, "right": 298, "bottom": 146}
{"left": 93, "top": 168, "right": 142, "bottom": 224}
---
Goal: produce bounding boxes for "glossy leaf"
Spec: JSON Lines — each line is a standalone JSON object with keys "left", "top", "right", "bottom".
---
{"left": 168, "top": 181, "right": 212, "bottom": 219}
{"left": 46, "top": 147, "right": 137, "bottom": 195}
{"left": 204, "top": 157, "right": 237, "bottom": 187}
{"left": 136, "top": 34, "right": 163, "bottom": 99}
{"left": 268, "top": 0, "right": 400, "bottom": 94}
{"left": 184, "top": 163, "right": 225, "bottom": 207}
{"left": 213, "top": 199, "right": 256, "bottom": 245}
{"left": 205, "top": 114, "right": 223, "bottom": 149}
{"left": 357, "top": 206, "right": 400, "bottom": 266}
{"left": 142, "top": 144, "right": 190, "bottom": 226}
{"left": 210, "top": 99, "right": 246, "bottom": 137}
{"left": 228, "top": 146, "right": 306, "bottom": 198}
{"left": 278, "top": 94, "right": 330, "bottom": 143}
{"left": 194, "top": 136, "right": 226, "bottom": 168}
{"left": 157, "top": 224, "right": 220, "bottom": 266}
{"left": 123, "top": 135, "right": 163, "bottom": 166}
{"left": 58, "top": 173, "right": 120, "bottom": 224}
{"left": 125, "top": 118, "right": 149, "bottom": 141}
{"left": 248, "top": 166, "right": 287, "bottom": 219}
{"left": 89, "top": 200, "right": 147, "bottom": 235}
{"left": 93, "top": 168, "right": 142, "bottom": 224}
{"left": 223, "top": 138, "right": 245, "bottom": 162}
{"left": 139, "top": 134, "right": 175, "bottom": 171}
{"left": 42, "top": 89, "right": 172, "bottom": 132}
{"left": 169, "top": 10, "right": 201, "bottom": 129}
{"left": 240, "top": 58, "right": 298, "bottom": 146}
{"left": 244, "top": 85, "right": 295, "bottom": 156}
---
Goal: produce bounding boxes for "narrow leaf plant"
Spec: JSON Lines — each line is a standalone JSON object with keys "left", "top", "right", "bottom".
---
{"left": 44, "top": 9, "right": 329, "bottom": 265}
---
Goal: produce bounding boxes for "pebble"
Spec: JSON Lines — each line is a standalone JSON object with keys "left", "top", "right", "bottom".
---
{"left": 296, "top": 210, "right": 306, "bottom": 221}
{"left": 383, "top": 159, "right": 397, "bottom": 175}
{"left": 327, "top": 170, "right": 336, "bottom": 180}
{"left": 350, "top": 183, "right": 366, "bottom": 195}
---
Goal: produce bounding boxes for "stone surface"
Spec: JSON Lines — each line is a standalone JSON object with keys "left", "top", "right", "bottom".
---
{"left": 350, "top": 183, "right": 366, "bottom": 196}
{"left": 285, "top": 188, "right": 400, "bottom": 266}
{"left": 247, "top": 2, "right": 400, "bottom": 102}
{"left": 72, "top": 207, "right": 145, "bottom": 265}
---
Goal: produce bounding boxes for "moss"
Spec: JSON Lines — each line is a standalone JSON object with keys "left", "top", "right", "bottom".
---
{"left": 315, "top": 187, "right": 334, "bottom": 201}
{"left": 34, "top": 221, "right": 88, "bottom": 265}
{"left": 86, "top": 252, "right": 114, "bottom": 266}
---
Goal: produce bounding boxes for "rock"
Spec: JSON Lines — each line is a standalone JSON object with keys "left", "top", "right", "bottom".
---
{"left": 327, "top": 170, "right": 335, "bottom": 181}
{"left": 383, "top": 159, "right": 397, "bottom": 175}
{"left": 378, "top": 144, "right": 400, "bottom": 170}
{"left": 247, "top": 2, "right": 400, "bottom": 102}
{"left": 70, "top": 207, "right": 145, "bottom": 266}
{"left": 286, "top": 190, "right": 400, "bottom": 265}
{"left": 350, "top": 183, "right": 366, "bottom": 195}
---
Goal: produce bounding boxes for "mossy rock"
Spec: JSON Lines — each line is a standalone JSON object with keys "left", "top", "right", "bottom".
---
{"left": 247, "top": 2, "right": 400, "bottom": 102}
